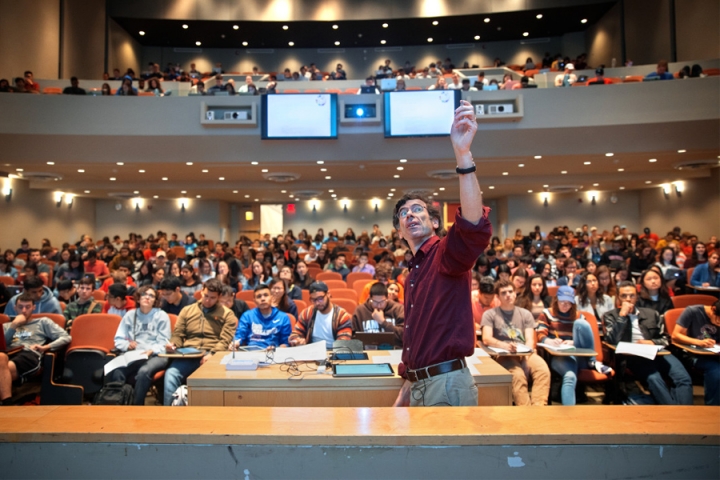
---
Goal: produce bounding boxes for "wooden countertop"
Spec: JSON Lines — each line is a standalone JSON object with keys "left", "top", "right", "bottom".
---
{"left": 1, "top": 406, "right": 717, "bottom": 446}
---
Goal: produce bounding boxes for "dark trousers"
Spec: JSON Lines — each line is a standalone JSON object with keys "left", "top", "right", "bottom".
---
{"left": 107, "top": 355, "right": 169, "bottom": 405}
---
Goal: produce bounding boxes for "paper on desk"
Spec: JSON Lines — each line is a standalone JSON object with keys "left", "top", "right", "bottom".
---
{"left": 616, "top": 341, "right": 664, "bottom": 360}
{"left": 474, "top": 347, "right": 490, "bottom": 357}
{"left": 707, "top": 345, "right": 720, "bottom": 353}
{"left": 372, "top": 350, "right": 403, "bottom": 365}
{"left": 103, "top": 350, "right": 148, "bottom": 375}
{"left": 538, "top": 343, "right": 576, "bottom": 352}
{"left": 488, "top": 343, "right": 532, "bottom": 354}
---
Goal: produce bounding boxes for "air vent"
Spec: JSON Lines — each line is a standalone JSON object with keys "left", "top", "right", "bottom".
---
{"left": 427, "top": 170, "right": 458, "bottom": 180}
{"left": 263, "top": 172, "right": 300, "bottom": 183}
{"left": 547, "top": 185, "right": 583, "bottom": 193}
{"left": 374, "top": 47, "right": 403, "bottom": 52}
{"left": 674, "top": 159, "right": 720, "bottom": 170}
{"left": 246, "top": 49, "right": 274, "bottom": 54}
{"left": 317, "top": 48, "right": 345, "bottom": 54}
{"left": 173, "top": 48, "right": 202, "bottom": 53}
{"left": 290, "top": 190, "right": 322, "bottom": 200}
{"left": 446, "top": 43, "right": 476, "bottom": 50}
{"left": 402, "top": 188, "right": 434, "bottom": 196}
{"left": 19, "top": 172, "right": 63, "bottom": 182}
{"left": 107, "top": 192, "right": 139, "bottom": 199}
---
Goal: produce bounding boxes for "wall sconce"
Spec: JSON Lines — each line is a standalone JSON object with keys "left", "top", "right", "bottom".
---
{"left": 371, "top": 198, "right": 380, "bottom": 212}
{"left": 341, "top": 199, "right": 350, "bottom": 212}
{"left": 309, "top": 199, "right": 319, "bottom": 212}
{"left": 54, "top": 191, "right": 64, "bottom": 207}
{"left": 674, "top": 181, "right": 684, "bottom": 197}
{"left": 590, "top": 193, "right": 597, "bottom": 205}
{"left": 540, "top": 192, "right": 549, "bottom": 207}
{"left": 179, "top": 198, "right": 188, "bottom": 212}
{"left": 132, "top": 198, "right": 142, "bottom": 211}
{"left": 65, "top": 194, "right": 74, "bottom": 208}
{"left": 245, "top": 211, "right": 254, "bottom": 221}
{"left": 662, "top": 184, "right": 671, "bottom": 199}
{"left": 1, "top": 184, "right": 11, "bottom": 201}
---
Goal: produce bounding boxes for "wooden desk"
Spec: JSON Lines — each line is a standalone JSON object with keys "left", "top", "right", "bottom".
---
{"left": 187, "top": 350, "right": 512, "bottom": 407}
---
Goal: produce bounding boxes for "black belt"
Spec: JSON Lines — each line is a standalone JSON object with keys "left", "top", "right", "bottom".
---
{"left": 406, "top": 358, "right": 466, "bottom": 383}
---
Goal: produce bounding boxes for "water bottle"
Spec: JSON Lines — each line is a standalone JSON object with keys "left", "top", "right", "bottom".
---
{"left": 611, "top": 58, "right": 617, "bottom": 68}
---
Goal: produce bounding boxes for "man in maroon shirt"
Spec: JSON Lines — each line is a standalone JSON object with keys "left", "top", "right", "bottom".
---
{"left": 393, "top": 100, "right": 492, "bottom": 407}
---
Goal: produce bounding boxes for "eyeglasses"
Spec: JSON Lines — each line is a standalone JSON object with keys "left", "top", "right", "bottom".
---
{"left": 397, "top": 204, "right": 427, "bottom": 219}
{"left": 370, "top": 299, "right": 387, "bottom": 306}
{"left": 141, "top": 293, "right": 156, "bottom": 299}
{"left": 310, "top": 295, "right": 327, "bottom": 303}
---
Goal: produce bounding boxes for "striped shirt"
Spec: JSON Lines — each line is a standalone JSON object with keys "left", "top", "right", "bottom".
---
{"left": 536, "top": 309, "right": 585, "bottom": 343}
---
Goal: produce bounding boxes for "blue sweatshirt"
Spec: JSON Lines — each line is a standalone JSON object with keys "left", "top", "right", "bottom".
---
{"left": 234, "top": 307, "right": 291, "bottom": 349}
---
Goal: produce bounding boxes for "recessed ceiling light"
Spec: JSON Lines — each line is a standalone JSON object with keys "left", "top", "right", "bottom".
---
{"left": 561, "top": 170, "right": 567, "bottom": 174}
{"left": 581, "top": 18, "right": 588, "bottom": 24}
{"left": 393, "top": 174, "right": 400, "bottom": 178}
{"left": 186, "top": 162, "right": 193, "bottom": 166}
{"left": 328, "top": 189, "right": 334, "bottom": 193}
{"left": 117, "top": 162, "right": 124, "bottom": 166}
{"left": 528, "top": 189, "right": 533, "bottom": 193}
{"left": 325, "top": 176, "right": 331, "bottom": 180}
{"left": 497, "top": 27, "right": 502, "bottom": 31}
{"left": 219, "top": 177, "right": 225, "bottom": 180}
{"left": 331, "top": 194, "right": 337, "bottom": 197}
{"left": 523, "top": 32, "right": 529, "bottom": 37}
{"left": 242, "top": 41, "right": 248, "bottom": 46}
{"left": 518, "top": 164, "right": 524, "bottom": 167}
{"left": 317, "top": 160, "right": 324, "bottom": 164}
{"left": 619, "top": 186, "right": 625, "bottom": 190}
{"left": 432, "top": 20, "right": 439, "bottom": 25}
{"left": 388, "top": 193, "right": 394, "bottom": 196}
{"left": 489, "top": 185, "right": 495, "bottom": 189}
{"left": 334, "top": 41, "right": 340, "bottom": 46}
{"left": 677, "top": 149, "right": 686, "bottom": 153}
{"left": 332, "top": 24, "right": 338, "bottom": 29}
{"left": 433, "top": 192, "right": 439, "bottom": 196}
{"left": 534, "top": 155, "right": 542, "bottom": 159}
{"left": 202, "top": 169, "right": 208, "bottom": 173}
{"left": 320, "top": 168, "right": 327, "bottom": 172}
{"left": 77, "top": 169, "right": 84, "bottom": 173}
{"left": 110, "top": 177, "right": 116, "bottom": 181}
{"left": 196, "top": 195, "right": 201, "bottom": 198}
{"left": 605, "top": 153, "right": 614, "bottom": 157}
{"left": 84, "top": 190, "right": 90, "bottom": 194}
{"left": 645, "top": 180, "right": 652, "bottom": 184}
{"left": 261, "top": 169, "right": 268, "bottom": 173}
{"left": 251, "top": 161, "right": 258, "bottom": 165}
{"left": 382, "top": 23, "right": 388, "bottom": 28}
{"left": 138, "top": 169, "right": 145, "bottom": 173}
{"left": 195, "top": 41, "right": 201, "bottom": 46}
{"left": 502, "top": 172, "right": 509, "bottom": 175}
{"left": 618, "top": 168, "right": 624, "bottom": 172}
{"left": 254, "top": 199, "right": 259, "bottom": 202}
{"left": 427, "top": 37, "right": 433, "bottom": 42}
{"left": 380, "top": 40, "right": 386, "bottom": 44}
{"left": 233, "top": 25, "right": 239, "bottom": 30}
{"left": 584, "top": 161, "right": 591, "bottom": 165}
{"left": 593, "top": 183, "right": 599, "bottom": 187}
{"left": 474, "top": 35, "right": 480, "bottom": 40}
{"left": 288, "top": 41, "right": 294, "bottom": 46}
{"left": 181, "top": 191, "right": 187, "bottom": 194}
{"left": 484, "top": 18, "right": 490, "bottom": 23}
{"left": 282, "top": 25, "right": 289, "bottom": 30}
{"left": 543, "top": 184, "right": 549, "bottom": 188}
{"left": 47, "top": 161, "right": 55, "bottom": 165}
{"left": 397, "top": 166, "right": 404, "bottom": 170}
{"left": 133, "top": 190, "right": 139, "bottom": 194}
{"left": 390, "top": 188, "right": 396, "bottom": 191}
{"left": 245, "top": 194, "right": 250, "bottom": 198}
{"left": 536, "top": 14, "right": 543, "bottom": 19}
{"left": 439, "top": 187, "right": 445, "bottom": 191}
{"left": 400, "top": 159, "right": 407, "bottom": 163}
{"left": 139, "top": 31, "right": 145, "bottom": 36}
{"left": 289, "top": 194, "right": 294, "bottom": 198}
{"left": 182, "top": 24, "right": 188, "bottom": 29}
{"left": 16, "top": 168, "right": 23, "bottom": 172}
{"left": 153, "top": 195, "right": 158, "bottom": 199}
{"left": 649, "top": 158, "right": 657, "bottom": 163}
{"left": 233, "top": 190, "right": 238, "bottom": 193}
{"left": 162, "top": 177, "right": 168, "bottom": 181}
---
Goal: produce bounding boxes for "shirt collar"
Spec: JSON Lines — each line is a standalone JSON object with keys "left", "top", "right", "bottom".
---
{"left": 409, "top": 235, "right": 438, "bottom": 266}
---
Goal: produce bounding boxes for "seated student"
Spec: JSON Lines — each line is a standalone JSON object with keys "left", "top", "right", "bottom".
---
{"left": 358, "top": 263, "right": 399, "bottom": 304}
{"left": 557, "top": 258, "right": 581, "bottom": 288}
{"left": 645, "top": 60, "right": 675, "bottom": 80}
{"left": 99, "top": 263, "right": 137, "bottom": 294}
{"left": 288, "top": 282, "right": 352, "bottom": 348}
{"left": 472, "top": 275, "right": 500, "bottom": 332}
{"left": 107, "top": 285, "right": 171, "bottom": 405}
{"left": 233, "top": 284, "right": 292, "bottom": 350}
{"left": 536, "top": 287, "right": 612, "bottom": 405}
{"left": 588, "top": 67, "right": 613, "bottom": 85}
{"left": 55, "top": 279, "right": 78, "bottom": 305}
{"left": 55, "top": 253, "right": 84, "bottom": 283}
{"left": 554, "top": 64, "right": 577, "bottom": 87}
{"left": 575, "top": 272, "right": 615, "bottom": 332}
{"left": 62, "top": 77, "right": 86, "bottom": 95}
{"left": 269, "top": 278, "right": 298, "bottom": 319}
{"left": 511, "top": 269, "right": 528, "bottom": 294}
{"left": 603, "top": 281, "right": 692, "bottom": 405}
{"left": 278, "top": 265, "right": 302, "bottom": 300}
{"left": 671, "top": 300, "right": 720, "bottom": 405}
{"left": 352, "top": 252, "right": 376, "bottom": 276}
{"left": 218, "top": 285, "right": 249, "bottom": 322}
{"left": 351, "top": 283, "right": 404, "bottom": 348}
{"left": 84, "top": 250, "right": 110, "bottom": 283}
{"left": 103, "top": 284, "right": 136, "bottom": 316}
{"left": 0, "top": 256, "right": 18, "bottom": 280}
{"left": 179, "top": 265, "right": 203, "bottom": 297}
{"left": 481, "top": 279, "right": 550, "bottom": 406}
{"left": 324, "top": 253, "right": 350, "bottom": 281}
{"left": 690, "top": 252, "right": 720, "bottom": 288}
{"left": 1, "top": 293, "right": 71, "bottom": 405}
{"left": 515, "top": 274, "right": 552, "bottom": 322}
{"left": 159, "top": 277, "right": 192, "bottom": 316}
{"left": 163, "top": 279, "right": 237, "bottom": 405}
{"left": 63, "top": 277, "right": 102, "bottom": 333}
{"left": 4, "top": 276, "right": 62, "bottom": 317}
{"left": 636, "top": 268, "right": 673, "bottom": 315}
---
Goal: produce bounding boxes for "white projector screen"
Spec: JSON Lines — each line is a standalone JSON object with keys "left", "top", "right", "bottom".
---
{"left": 262, "top": 94, "right": 338, "bottom": 139}
{"left": 384, "top": 90, "right": 460, "bottom": 137}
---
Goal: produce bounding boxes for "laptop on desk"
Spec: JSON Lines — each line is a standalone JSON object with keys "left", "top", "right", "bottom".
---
{"left": 354, "top": 332, "right": 396, "bottom": 350}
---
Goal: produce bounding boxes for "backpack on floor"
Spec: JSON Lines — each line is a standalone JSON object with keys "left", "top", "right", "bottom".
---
{"left": 93, "top": 381, "right": 134, "bottom": 405}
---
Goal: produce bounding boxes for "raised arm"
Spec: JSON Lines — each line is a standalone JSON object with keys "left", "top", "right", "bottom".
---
{"left": 450, "top": 100, "right": 484, "bottom": 225}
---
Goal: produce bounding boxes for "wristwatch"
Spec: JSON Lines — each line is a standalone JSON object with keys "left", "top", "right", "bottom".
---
{"left": 456, "top": 163, "right": 476, "bottom": 175}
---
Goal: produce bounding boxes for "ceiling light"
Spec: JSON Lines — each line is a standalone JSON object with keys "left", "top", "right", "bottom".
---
{"left": 251, "top": 161, "right": 258, "bottom": 165}
{"left": 162, "top": 177, "right": 168, "bottom": 181}
{"left": 397, "top": 166, "right": 404, "bottom": 170}
{"left": 645, "top": 180, "right": 652, "bottom": 184}
{"left": 139, "top": 31, "right": 145, "bottom": 36}
{"left": 677, "top": 149, "right": 686, "bottom": 153}
{"left": 110, "top": 177, "right": 116, "bottom": 181}
{"left": 534, "top": 155, "right": 542, "bottom": 159}
{"left": 328, "top": 189, "right": 334, "bottom": 193}
{"left": 439, "top": 187, "right": 445, "bottom": 191}
{"left": 219, "top": 177, "right": 225, "bottom": 180}
{"left": 317, "top": 160, "right": 324, "bottom": 164}
{"left": 117, "top": 162, "right": 124, "bottom": 165}
{"left": 528, "top": 189, "right": 533, "bottom": 193}
{"left": 245, "top": 194, "right": 250, "bottom": 198}
{"left": 649, "top": 158, "right": 657, "bottom": 163}
{"left": 484, "top": 18, "right": 490, "bottom": 23}
{"left": 133, "top": 190, "right": 139, "bottom": 194}
{"left": 388, "top": 193, "right": 394, "bottom": 196}
{"left": 233, "top": 25, "right": 239, "bottom": 30}
{"left": 584, "top": 161, "right": 591, "bottom": 165}
{"left": 380, "top": 40, "right": 386, "bottom": 44}
{"left": 593, "top": 183, "right": 599, "bottom": 187}
{"left": 332, "top": 24, "right": 338, "bottom": 29}
{"left": 536, "top": 14, "right": 543, "bottom": 19}
{"left": 561, "top": 170, "right": 567, "bottom": 174}
{"left": 618, "top": 168, "right": 624, "bottom": 172}
{"left": 543, "top": 184, "right": 549, "bottom": 188}
{"left": 390, "top": 188, "right": 396, "bottom": 191}
{"left": 489, "top": 185, "right": 495, "bottom": 189}
{"left": 433, "top": 192, "right": 439, "bottom": 196}
{"left": 233, "top": 190, "right": 238, "bottom": 194}
{"left": 502, "top": 172, "right": 508, "bottom": 176}
{"left": 474, "top": 35, "right": 480, "bottom": 40}
{"left": 195, "top": 41, "right": 201, "bottom": 46}
{"left": 619, "top": 186, "right": 625, "bottom": 190}
{"left": 196, "top": 195, "right": 201, "bottom": 198}
{"left": 202, "top": 169, "right": 208, "bottom": 173}
{"left": 242, "top": 41, "right": 248, "bottom": 46}
{"left": 382, "top": 23, "right": 388, "bottom": 28}
{"left": 153, "top": 195, "right": 158, "bottom": 199}
{"left": 77, "top": 169, "right": 84, "bottom": 173}
{"left": 16, "top": 168, "right": 23, "bottom": 172}
{"left": 518, "top": 164, "right": 524, "bottom": 167}
{"left": 288, "top": 41, "right": 294, "bottom": 46}
{"left": 523, "top": 32, "right": 529, "bottom": 37}
{"left": 427, "top": 37, "right": 433, "bottom": 42}
{"left": 138, "top": 169, "right": 145, "bottom": 173}
{"left": 254, "top": 199, "right": 259, "bottom": 202}
{"left": 47, "top": 161, "right": 55, "bottom": 165}
{"left": 400, "top": 159, "right": 407, "bottom": 163}
{"left": 186, "top": 162, "right": 193, "bottom": 165}
{"left": 432, "top": 21, "right": 439, "bottom": 26}
{"left": 261, "top": 169, "right": 268, "bottom": 173}
{"left": 325, "top": 176, "right": 331, "bottom": 179}
{"left": 605, "top": 153, "right": 613, "bottom": 157}
{"left": 282, "top": 25, "right": 289, "bottom": 30}
{"left": 393, "top": 174, "right": 400, "bottom": 178}
{"left": 289, "top": 194, "right": 294, "bottom": 198}
{"left": 320, "top": 168, "right": 327, "bottom": 172}
{"left": 581, "top": 18, "right": 588, "bottom": 24}
{"left": 84, "top": 190, "right": 90, "bottom": 194}
{"left": 331, "top": 194, "right": 337, "bottom": 198}
{"left": 182, "top": 24, "right": 188, "bottom": 29}
{"left": 181, "top": 191, "right": 187, "bottom": 194}
{"left": 334, "top": 41, "right": 340, "bottom": 46}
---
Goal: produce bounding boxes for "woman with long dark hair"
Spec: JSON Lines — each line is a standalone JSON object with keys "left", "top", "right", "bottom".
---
{"left": 269, "top": 277, "right": 298, "bottom": 319}
{"left": 575, "top": 272, "right": 614, "bottom": 333}
{"left": 636, "top": 268, "right": 673, "bottom": 315}
{"left": 685, "top": 242, "right": 708, "bottom": 269}
{"left": 516, "top": 274, "right": 551, "bottom": 321}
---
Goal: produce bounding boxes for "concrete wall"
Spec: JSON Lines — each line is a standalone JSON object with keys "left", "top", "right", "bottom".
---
{"left": 675, "top": 0, "right": 720, "bottom": 62}
{"left": 61, "top": 0, "right": 105, "bottom": 80}
{"left": 0, "top": 0, "right": 60, "bottom": 80}
{"left": 639, "top": 168, "right": 720, "bottom": 241}
{"left": 282, "top": 199, "right": 396, "bottom": 239}
{"left": 108, "top": 19, "right": 143, "bottom": 77}
{"left": 586, "top": 1, "right": 622, "bottom": 68}
{"left": 624, "top": 0, "right": 672, "bottom": 65}
{"left": 0, "top": 177, "right": 95, "bottom": 249}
